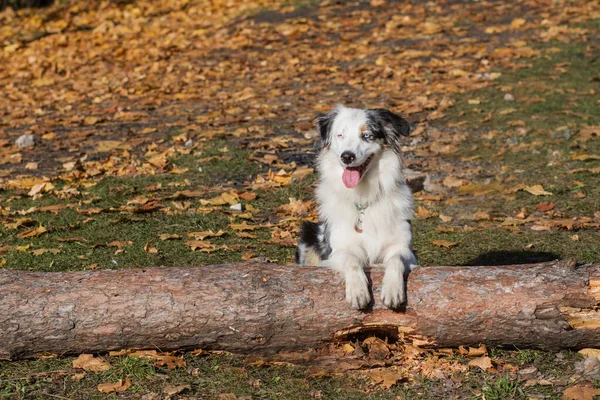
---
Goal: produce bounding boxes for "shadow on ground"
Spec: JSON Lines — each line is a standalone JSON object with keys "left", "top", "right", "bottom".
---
{"left": 463, "top": 251, "right": 559, "bottom": 266}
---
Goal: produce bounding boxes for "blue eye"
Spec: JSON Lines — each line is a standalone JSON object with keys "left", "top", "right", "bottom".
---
{"left": 363, "top": 132, "right": 374, "bottom": 141}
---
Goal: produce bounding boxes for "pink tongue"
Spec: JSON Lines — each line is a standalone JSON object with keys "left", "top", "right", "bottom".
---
{"left": 342, "top": 169, "right": 360, "bottom": 188}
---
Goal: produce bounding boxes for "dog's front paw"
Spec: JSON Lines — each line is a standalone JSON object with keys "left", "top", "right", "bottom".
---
{"left": 380, "top": 272, "right": 405, "bottom": 309}
{"left": 345, "top": 269, "right": 370, "bottom": 310}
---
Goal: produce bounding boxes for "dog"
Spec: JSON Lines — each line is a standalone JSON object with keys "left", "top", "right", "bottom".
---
{"left": 295, "top": 104, "right": 417, "bottom": 310}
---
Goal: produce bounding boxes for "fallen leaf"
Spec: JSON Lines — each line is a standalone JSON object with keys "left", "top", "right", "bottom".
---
{"left": 97, "top": 378, "right": 131, "bottom": 393}
{"left": 229, "top": 222, "right": 257, "bottom": 231}
{"left": 17, "top": 226, "right": 47, "bottom": 239}
{"left": 535, "top": 201, "right": 555, "bottom": 212}
{"left": 467, "top": 344, "right": 488, "bottom": 357}
{"left": 416, "top": 206, "right": 437, "bottom": 219}
{"left": 159, "top": 233, "right": 182, "bottom": 240}
{"left": 239, "top": 192, "right": 257, "bottom": 201}
{"left": 432, "top": 240, "right": 461, "bottom": 248}
{"left": 468, "top": 356, "right": 493, "bottom": 371}
{"left": 365, "top": 368, "right": 405, "bottom": 389}
{"left": 128, "top": 350, "right": 186, "bottom": 369}
{"left": 31, "top": 248, "right": 60, "bottom": 256}
{"left": 579, "top": 348, "right": 600, "bottom": 360}
{"left": 4, "top": 218, "right": 36, "bottom": 229}
{"left": 106, "top": 240, "right": 133, "bottom": 249}
{"left": 71, "top": 372, "right": 86, "bottom": 382}
{"left": 576, "top": 126, "right": 599, "bottom": 142}
{"left": 73, "top": 354, "right": 111, "bottom": 372}
{"left": 291, "top": 166, "right": 314, "bottom": 180}
{"left": 164, "top": 384, "right": 191, "bottom": 396}
{"left": 185, "top": 240, "right": 217, "bottom": 252}
{"left": 562, "top": 384, "right": 600, "bottom": 400}
{"left": 523, "top": 184, "right": 553, "bottom": 196}
{"left": 443, "top": 175, "right": 466, "bottom": 188}
{"left": 186, "top": 230, "right": 225, "bottom": 240}
{"left": 439, "top": 214, "right": 453, "bottom": 222}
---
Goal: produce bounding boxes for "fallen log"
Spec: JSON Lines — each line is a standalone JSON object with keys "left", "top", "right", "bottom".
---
{"left": 2, "top": 260, "right": 600, "bottom": 360}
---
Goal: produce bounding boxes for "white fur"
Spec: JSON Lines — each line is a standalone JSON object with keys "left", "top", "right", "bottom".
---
{"left": 315, "top": 105, "right": 417, "bottom": 309}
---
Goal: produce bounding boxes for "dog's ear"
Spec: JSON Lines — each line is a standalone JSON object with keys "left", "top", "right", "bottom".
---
{"left": 367, "top": 108, "right": 410, "bottom": 152}
{"left": 314, "top": 108, "right": 339, "bottom": 148}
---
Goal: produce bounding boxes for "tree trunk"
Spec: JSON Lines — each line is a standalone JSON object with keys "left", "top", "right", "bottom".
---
{"left": 2, "top": 260, "right": 600, "bottom": 360}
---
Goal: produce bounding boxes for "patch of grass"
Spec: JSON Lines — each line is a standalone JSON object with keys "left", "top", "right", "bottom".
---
{"left": 480, "top": 375, "right": 523, "bottom": 400}
{"left": 413, "top": 219, "right": 600, "bottom": 266}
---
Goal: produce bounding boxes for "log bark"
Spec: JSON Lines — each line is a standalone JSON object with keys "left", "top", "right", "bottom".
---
{"left": 2, "top": 260, "right": 600, "bottom": 360}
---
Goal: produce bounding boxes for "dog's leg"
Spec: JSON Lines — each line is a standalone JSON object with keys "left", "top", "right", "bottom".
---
{"left": 327, "top": 250, "right": 370, "bottom": 310}
{"left": 381, "top": 247, "right": 417, "bottom": 309}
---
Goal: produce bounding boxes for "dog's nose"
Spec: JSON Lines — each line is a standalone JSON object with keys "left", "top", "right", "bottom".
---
{"left": 340, "top": 151, "right": 356, "bottom": 165}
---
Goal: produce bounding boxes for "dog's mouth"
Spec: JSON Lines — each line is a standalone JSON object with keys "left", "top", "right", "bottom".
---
{"left": 342, "top": 156, "right": 373, "bottom": 189}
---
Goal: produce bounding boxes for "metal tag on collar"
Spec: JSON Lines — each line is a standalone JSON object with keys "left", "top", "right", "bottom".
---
{"left": 354, "top": 210, "right": 365, "bottom": 233}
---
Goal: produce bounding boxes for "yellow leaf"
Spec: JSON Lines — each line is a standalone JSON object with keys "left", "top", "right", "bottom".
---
{"left": 4, "top": 218, "right": 35, "bottom": 229}
{"left": 95, "top": 141, "right": 131, "bottom": 153}
{"left": 185, "top": 240, "right": 217, "bottom": 252}
{"left": 97, "top": 378, "right": 131, "bottom": 394}
{"left": 431, "top": 240, "right": 461, "bottom": 248}
{"left": 442, "top": 175, "right": 465, "bottom": 188}
{"left": 17, "top": 226, "right": 47, "bottom": 239}
{"left": 291, "top": 166, "right": 314, "bottom": 180}
{"left": 187, "top": 230, "right": 225, "bottom": 240}
{"left": 439, "top": 214, "right": 453, "bottom": 222}
{"left": 416, "top": 206, "right": 437, "bottom": 219}
{"left": 229, "top": 222, "right": 257, "bottom": 231}
{"left": 579, "top": 348, "right": 600, "bottom": 359}
{"left": 159, "top": 233, "right": 182, "bottom": 241}
{"left": 73, "top": 354, "right": 111, "bottom": 372}
{"left": 523, "top": 184, "right": 553, "bottom": 196}
{"left": 31, "top": 248, "right": 60, "bottom": 256}
{"left": 510, "top": 18, "right": 526, "bottom": 29}
{"left": 0, "top": 259, "right": 5, "bottom": 268}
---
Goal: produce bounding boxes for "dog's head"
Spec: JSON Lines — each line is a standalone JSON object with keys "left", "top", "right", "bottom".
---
{"left": 315, "top": 104, "right": 410, "bottom": 189}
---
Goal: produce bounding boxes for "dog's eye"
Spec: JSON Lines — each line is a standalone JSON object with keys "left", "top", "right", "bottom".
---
{"left": 362, "top": 132, "right": 374, "bottom": 141}
{"left": 336, "top": 133, "right": 343, "bottom": 139}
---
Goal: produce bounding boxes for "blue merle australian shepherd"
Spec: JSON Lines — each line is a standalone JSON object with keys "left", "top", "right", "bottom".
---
{"left": 296, "top": 104, "right": 417, "bottom": 310}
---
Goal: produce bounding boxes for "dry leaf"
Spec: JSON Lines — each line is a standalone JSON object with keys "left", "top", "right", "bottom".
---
{"left": 185, "top": 240, "right": 217, "bottom": 252}
{"left": 128, "top": 350, "right": 186, "bottom": 369}
{"left": 159, "top": 233, "right": 182, "bottom": 240}
{"left": 523, "top": 184, "right": 553, "bottom": 196}
{"left": 229, "top": 222, "right": 257, "bottom": 231}
{"left": 468, "top": 356, "right": 493, "bottom": 371}
{"left": 467, "top": 344, "right": 488, "bottom": 357}
{"left": 186, "top": 230, "right": 225, "bottom": 240}
{"left": 416, "top": 206, "right": 437, "bottom": 219}
{"left": 535, "top": 201, "right": 555, "bottom": 212}
{"left": 71, "top": 372, "right": 86, "bottom": 382}
{"left": 164, "top": 384, "right": 191, "bottom": 396}
{"left": 365, "top": 368, "right": 405, "bottom": 389}
{"left": 432, "top": 240, "right": 461, "bottom": 248}
{"left": 562, "top": 384, "right": 600, "bottom": 400}
{"left": 579, "top": 348, "right": 600, "bottom": 360}
{"left": 97, "top": 378, "right": 131, "bottom": 393}
{"left": 439, "top": 214, "right": 453, "bottom": 222}
{"left": 72, "top": 354, "right": 111, "bottom": 372}
{"left": 31, "top": 248, "right": 60, "bottom": 256}
{"left": 17, "top": 226, "right": 47, "bottom": 239}
{"left": 443, "top": 175, "right": 466, "bottom": 188}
